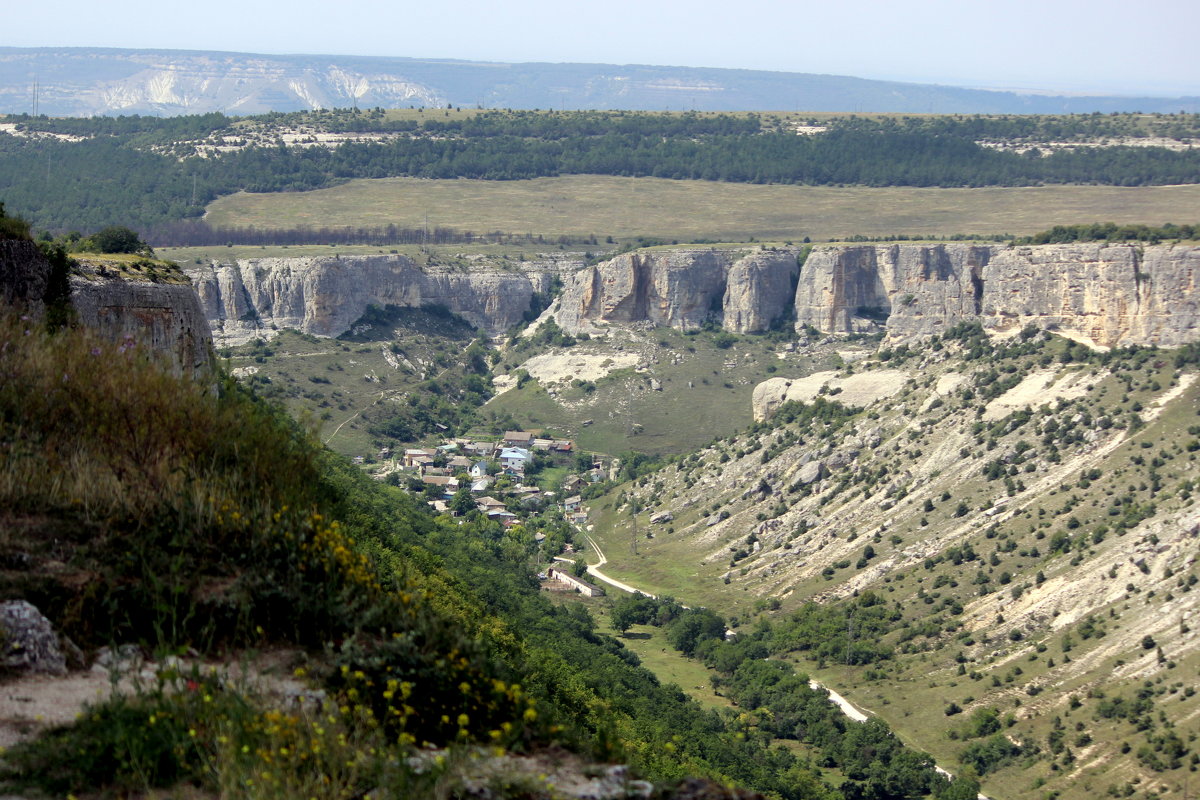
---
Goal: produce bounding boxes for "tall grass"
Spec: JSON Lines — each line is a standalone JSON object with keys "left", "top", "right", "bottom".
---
{"left": 0, "top": 308, "right": 388, "bottom": 650}
{"left": 0, "top": 305, "right": 551, "bottom": 798}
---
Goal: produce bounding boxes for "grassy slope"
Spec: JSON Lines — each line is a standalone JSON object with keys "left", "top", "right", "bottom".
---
{"left": 205, "top": 176, "right": 1200, "bottom": 243}
{"left": 487, "top": 326, "right": 848, "bottom": 457}
{"left": 581, "top": 333, "right": 1200, "bottom": 800}
{"left": 220, "top": 308, "right": 483, "bottom": 460}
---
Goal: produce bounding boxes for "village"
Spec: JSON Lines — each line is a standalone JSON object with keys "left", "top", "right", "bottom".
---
{"left": 376, "top": 430, "right": 615, "bottom": 596}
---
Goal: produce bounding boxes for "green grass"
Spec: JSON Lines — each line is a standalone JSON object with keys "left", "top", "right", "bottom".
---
{"left": 205, "top": 176, "right": 1200, "bottom": 243}
{"left": 489, "top": 328, "right": 841, "bottom": 457}
{"left": 594, "top": 615, "right": 734, "bottom": 712}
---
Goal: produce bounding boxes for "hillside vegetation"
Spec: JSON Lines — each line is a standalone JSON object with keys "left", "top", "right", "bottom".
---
{"left": 584, "top": 324, "right": 1200, "bottom": 800}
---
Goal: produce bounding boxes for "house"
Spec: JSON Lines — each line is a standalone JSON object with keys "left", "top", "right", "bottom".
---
{"left": 487, "top": 509, "right": 518, "bottom": 525}
{"left": 470, "top": 477, "right": 493, "bottom": 493}
{"left": 421, "top": 475, "right": 459, "bottom": 490}
{"left": 545, "top": 567, "right": 605, "bottom": 597}
{"left": 468, "top": 461, "right": 489, "bottom": 479}
{"left": 563, "top": 495, "right": 582, "bottom": 513}
{"left": 502, "top": 431, "right": 535, "bottom": 448}
{"left": 532, "top": 438, "right": 554, "bottom": 452}
{"left": 476, "top": 496, "right": 507, "bottom": 512}
{"left": 499, "top": 447, "right": 532, "bottom": 471}
{"left": 551, "top": 440, "right": 574, "bottom": 453}
{"left": 562, "top": 475, "right": 584, "bottom": 493}
{"left": 403, "top": 448, "right": 436, "bottom": 468}
{"left": 447, "top": 455, "right": 473, "bottom": 471}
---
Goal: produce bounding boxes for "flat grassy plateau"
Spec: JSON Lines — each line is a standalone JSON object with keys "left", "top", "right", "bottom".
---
{"left": 205, "top": 176, "right": 1200, "bottom": 242}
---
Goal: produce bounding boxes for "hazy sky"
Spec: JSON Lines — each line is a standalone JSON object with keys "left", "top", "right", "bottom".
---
{"left": 9, "top": 0, "right": 1199, "bottom": 96}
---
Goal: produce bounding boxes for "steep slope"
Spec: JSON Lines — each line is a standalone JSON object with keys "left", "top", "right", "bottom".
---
{"left": 588, "top": 326, "right": 1200, "bottom": 800}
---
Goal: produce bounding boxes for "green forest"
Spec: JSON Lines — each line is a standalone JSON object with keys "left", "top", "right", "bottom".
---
{"left": 3, "top": 109, "right": 1200, "bottom": 235}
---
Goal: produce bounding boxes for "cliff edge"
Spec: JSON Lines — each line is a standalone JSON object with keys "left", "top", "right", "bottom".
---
{"left": 796, "top": 242, "right": 1200, "bottom": 348}
{"left": 0, "top": 242, "right": 213, "bottom": 374}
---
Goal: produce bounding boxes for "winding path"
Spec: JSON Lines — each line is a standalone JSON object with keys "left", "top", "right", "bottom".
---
{"left": 578, "top": 534, "right": 989, "bottom": 800}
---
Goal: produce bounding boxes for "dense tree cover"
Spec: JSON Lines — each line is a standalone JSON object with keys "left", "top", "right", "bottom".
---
{"left": 816, "top": 112, "right": 1200, "bottom": 143}
{"left": 1016, "top": 221, "right": 1199, "bottom": 244}
{"left": 4, "top": 109, "right": 1200, "bottom": 234}
{"left": 607, "top": 595, "right": 974, "bottom": 800}
{"left": 142, "top": 220, "right": 556, "bottom": 247}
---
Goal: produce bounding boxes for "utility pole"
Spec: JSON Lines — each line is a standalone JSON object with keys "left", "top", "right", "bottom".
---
{"left": 631, "top": 509, "right": 639, "bottom": 556}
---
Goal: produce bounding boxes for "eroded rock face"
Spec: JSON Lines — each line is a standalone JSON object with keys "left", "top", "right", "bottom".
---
{"left": 70, "top": 275, "right": 213, "bottom": 375}
{"left": 0, "top": 243, "right": 213, "bottom": 375}
{"left": 186, "top": 255, "right": 569, "bottom": 345}
{"left": 794, "top": 242, "right": 1200, "bottom": 348}
{"left": 554, "top": 247, "right": 800, "bottom": 334}
{"left": 0, "top": 240, "right": 49, "bottom": 313}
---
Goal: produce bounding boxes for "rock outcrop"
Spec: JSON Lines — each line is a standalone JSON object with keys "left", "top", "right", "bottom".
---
{"left": 69, "top": 272, "right": 213, "bottom": 375}
{"left": 184, "top": 242, "right": 1200, "bottom": 351}
{"left": 0, "top": 601, "right": 73, "bottom": 675}
{"left": 0, "top": 240, "right": 50, "bottom": 313}
{"left": 554, "top": 247, "right": 800, "bottom": 334}
{"left": 794, "top": 242, "right": 1200, "bottom": 348}
{"left": 186, "top": 254, "right": 576, "bottom": 346}
{"left": 0, "top": 243, "right": 213, "bottom": 374}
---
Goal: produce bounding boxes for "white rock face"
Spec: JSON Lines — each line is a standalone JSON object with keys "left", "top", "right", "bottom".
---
{"left": 751, "top": 369, "right": 910, "bottom": 421}
{"left": 186, "top": 255, "right": 564, "bottom": 346}
{"left": 554, "top": 247, "right": 800, "bottom": 334}
{"left": 794, "top": 242, "right": 1200, "bottom": 348}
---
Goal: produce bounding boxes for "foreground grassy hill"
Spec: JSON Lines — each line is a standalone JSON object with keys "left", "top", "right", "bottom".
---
{"left": 582, "top": 325, "right": 1200, "bottom": 800}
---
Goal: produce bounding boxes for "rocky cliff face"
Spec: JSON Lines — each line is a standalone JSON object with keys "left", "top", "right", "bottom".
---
{"left": 69, "top": 273, "right": 212, "bottom": 375}
{"left": 185, "top": 254, "right": 575, "bottom": 346}
{"left": 795, "top": 242, "right": 1200, "bottom": 348}
{"left": 0, "top": 240, "right": 50, "bottom": 313}
{"left": 187, "top": 243, "right": 1200, "bottom": 350}
{"left": 0, "top": 241, "right": 213, "bottom": 374}
{"left": 553, "top": 247, "right": 800, "bottom": 334}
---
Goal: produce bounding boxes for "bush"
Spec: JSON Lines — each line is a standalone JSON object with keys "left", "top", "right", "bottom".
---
{"left": 87, "top": 225, "right": 150, "bottom": 254}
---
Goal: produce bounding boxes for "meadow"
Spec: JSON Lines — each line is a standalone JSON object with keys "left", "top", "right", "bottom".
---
{"left": 205, "top": 176, "right": 1200, "bottom": 243}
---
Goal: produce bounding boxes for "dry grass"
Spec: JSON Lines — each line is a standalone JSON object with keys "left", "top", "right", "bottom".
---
{"left": 205, "top": 176, "right": 1200, "bottom": 242}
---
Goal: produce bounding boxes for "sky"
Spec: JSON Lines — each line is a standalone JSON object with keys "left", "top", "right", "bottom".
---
{"left": 8, "top": 0, "right": 1200, "bottom": 97}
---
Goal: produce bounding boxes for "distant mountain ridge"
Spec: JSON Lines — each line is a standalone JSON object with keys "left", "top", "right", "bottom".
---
{"left": 2, "top": 46, "right": 1197, "bottom": 117}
